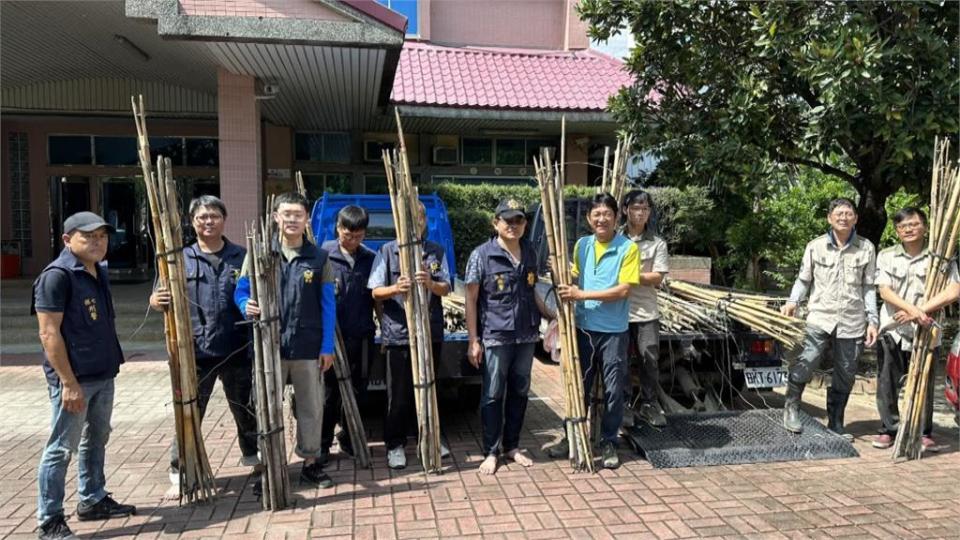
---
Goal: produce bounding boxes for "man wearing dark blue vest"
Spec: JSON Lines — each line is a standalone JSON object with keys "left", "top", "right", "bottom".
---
{"left": 319, "top": 205, "right": 376, "bottom": 463}
{"left": 33, "top": 212, "right": 136, "bottom": 540}
{"left": 235, "top": 192, "right": 336, "bottom": 488}
{"left": 149, "top": 196, "right": 258, "bottom": 484}
{"left": 555, "top": 193, "right": 640, "bottom": 469}
{"left": 368, "top": 202, "right": 452, "bottom": 470}
{"left": 465, "top": 199, "right": 549, "bottom": 475}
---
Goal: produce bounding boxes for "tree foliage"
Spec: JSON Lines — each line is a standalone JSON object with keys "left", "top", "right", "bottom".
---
{"left": 580, "top": 0, "right": 959, "bottom": 244}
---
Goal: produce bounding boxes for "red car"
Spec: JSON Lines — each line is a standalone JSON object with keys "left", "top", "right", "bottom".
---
{"left": 946, "top": 333, "right": 960, "bottom": 425}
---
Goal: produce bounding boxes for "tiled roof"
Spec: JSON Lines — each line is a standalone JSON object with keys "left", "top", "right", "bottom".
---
{"left": 391, "top": 41, "right": 635, "bottom": 112}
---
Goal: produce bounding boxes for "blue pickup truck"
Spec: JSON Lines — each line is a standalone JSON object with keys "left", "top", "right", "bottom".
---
{"left": 310, "top": 193, "right": 479, "bottom": 396}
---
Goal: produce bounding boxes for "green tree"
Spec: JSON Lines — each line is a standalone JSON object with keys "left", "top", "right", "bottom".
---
{"left": 580, "top": 0, "right": 958, "bottom": 244}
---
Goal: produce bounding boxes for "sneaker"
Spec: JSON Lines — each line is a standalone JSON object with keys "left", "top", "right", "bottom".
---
{"left": 872, "top": 434, "right": 893, "bottom": 449}
{"left": 601, "top": 442, "right": 620, "bottom": 469}
{"left": 440, "top": 442, "right": 451, "bottom": 459}
{"left": 38, "top": 515, "right": 78, "bottom": 540}
{"left": 318, "top": 448, "right": 330, "bottom": 467}
{"left": 168, "top": 465, "right": 179, "bottom": 486}
{"left": 387, "top": 446, "right": 407, "bottom": 470}
{"left": 545, "top": 438, "right": 569, "bottom": 459}
{"left": 240, "top": 454, "right": 261, "bottom": 467}
{"left": 300, "top": 462, "right": 334, "bottom": 488}
{"left": 922, "top": 435, "right": 939, "bottom": 452}
{"left": 76, "top": 495, "right": 136, "bottom": 522}
{"left": 637, "top": 403, "right": 668, "bottom": 428}
{"left": 336, "top": 433, "right": 354, "bottom": 458}
{"left": 251, "top": 476, "right": 263, "bottom": 498}
{"left": 828, "top": 425, "right": 854, "bottom": 442}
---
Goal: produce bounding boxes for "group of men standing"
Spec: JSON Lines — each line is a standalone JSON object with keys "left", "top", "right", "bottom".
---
{"left": 30, "top": 190, "right": 959, "bottom": 540}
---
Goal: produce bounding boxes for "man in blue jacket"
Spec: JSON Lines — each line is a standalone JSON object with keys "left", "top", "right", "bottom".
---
{"left": 149, "top": 196, "right": 258, "bottom": 484}
{"left": 33, "top": 212, "right": 136, "bottom": 540}
{"left": 319, "top": 205, "right": 376, "bottom": 463}
{"left": 235, "top": 192, "right": 336, "bottom": 488}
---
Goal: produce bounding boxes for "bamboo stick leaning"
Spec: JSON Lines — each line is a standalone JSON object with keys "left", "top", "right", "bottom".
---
{"left": 533, "top": 146, "right": 595, "bottom": 472}
{"left": 132, "top": 96, "right": 216, "bottom": 504}
{"left": 893, "top": 136, "right": 960, "bottom": 460}
{"left": 246, "top": 200, "right": 291, "bottom": 510}
{"left": 598, "top": 134, "right": 634, "bottom": 204}
{"left": 381, "top": 111, "right": 443, "bottom": 473}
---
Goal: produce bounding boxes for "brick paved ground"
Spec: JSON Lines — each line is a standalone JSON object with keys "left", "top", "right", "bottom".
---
{"left": 1, "top": 358, "right": 958, "bottom": 540}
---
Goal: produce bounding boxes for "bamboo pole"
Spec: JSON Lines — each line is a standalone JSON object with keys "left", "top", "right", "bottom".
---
{"left": 132, "top": 96, "right": 216, "bottom": 503}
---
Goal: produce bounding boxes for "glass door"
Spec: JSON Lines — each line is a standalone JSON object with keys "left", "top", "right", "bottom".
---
{"left": 48, "top": 176, "right": 92, "bottom": 253}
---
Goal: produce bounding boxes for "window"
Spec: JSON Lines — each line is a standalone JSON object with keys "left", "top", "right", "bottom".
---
{"left": 526, "top": 139, "right": 557, "bottom": 165}
{"left": 364, "top": 173, "right": 420, "bottom": 194}
{"left": 49, "top": 136, "right": 93, "bottom": 165}
{"left": 150, "top": 137, "right": 184, "bottom": 166}
{"left": 365, "top": 211, "right": 397, "bottom": 241}
{"left": 186, "top": 138, "right": 219, "bottom": 167}
{"left": 301, "top": 173, "right": 352, "bottom": 200}
{"left": 376, "top": 0, "right": 418, "bottom": 36}
{"left": 495, "top": 139, "right": 526, "bottom": 166}
{"left": 295, "top": 132, "right": 351, "bottom": 163}
{"left": 462, "top": 138, "right": 493, "bottom": 165}
{"left": 94, "top": 137, "right": 139, "bottom": 166}
{"left": 432, "top": 175, "right": 534, "bottom": 186}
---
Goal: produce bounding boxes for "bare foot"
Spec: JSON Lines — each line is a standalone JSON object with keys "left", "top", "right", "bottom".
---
{"left": 478, "top": 454, "right": 499, "bottom": 475}
{"left": 505, "top": 448, "right": 534, "bottom": 467}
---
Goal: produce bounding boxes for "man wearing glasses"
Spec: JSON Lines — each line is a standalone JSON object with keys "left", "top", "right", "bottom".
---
{"left": 872, "top": 207, "right": 959, "bottom": 450}
{"left": 780, "top": 198, "right": 879, "bottom": 439}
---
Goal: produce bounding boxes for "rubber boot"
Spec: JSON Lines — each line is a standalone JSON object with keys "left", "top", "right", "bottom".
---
{"left": 826, "top": 390, "right": 854, "bottom": 442}
{"left": 783, "top": 381, "right": 805, "bottom": 434}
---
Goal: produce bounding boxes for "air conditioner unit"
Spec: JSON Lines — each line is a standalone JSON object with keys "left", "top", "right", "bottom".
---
{"left": 432, "top": 145, "right": 458, "bottom": 165}
{"left": 364, "top": 140, "right": 394, "bottom": 162}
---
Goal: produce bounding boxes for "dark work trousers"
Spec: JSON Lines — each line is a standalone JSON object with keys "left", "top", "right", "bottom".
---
{"left": 480, "top": 342, "right": 536, "bottom": 457}
{"left": 628, "top": 320, "right": 661, "bottom": 406}
{"left": 171, "top": 357, "right": 258, "bottom": 468}
{"left": 577, "top": 329, "right": 629, "bottom": 446}
{"left": 787, "top": 325, "right": 862, "bottom": 430}
{"left": 876, "top": 334, "right": 936, "bottom": 437}
{"left": 321, "top": 335, "right": 371, "bottom": 453}
{"left": 384, "top": 342, "right": 443, "bottom": 450}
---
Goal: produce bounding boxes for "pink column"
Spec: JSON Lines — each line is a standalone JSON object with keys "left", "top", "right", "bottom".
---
{"left": 217, "top": 68, "right": 262, "bottom": 241}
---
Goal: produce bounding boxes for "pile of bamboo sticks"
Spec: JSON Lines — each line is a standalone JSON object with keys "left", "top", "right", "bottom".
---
{"left": 441, "top": 294, "right": 466, "bottom": 332}
{"left": 893, "top": 136, "right": 960, "bottom": 460}
{"left": 132, "top": 97, "right": 216, "bottom": 504}
{"left": 598, "top": 134, "right": 634, "bottom": 203}
{"left": 657, "top": 291, "right": 728, "bottom": 334}
{"left": 382, "top": 111, "right": 443, "bottom": 473}
{"left": 665, "top": 280, "right": 805, "bottom": 349}
{"left": 246, "top": 199, "right": 291, "bottom": 510}
{"left": 293, "top": 170, "right": 373, "bottom": 467}
{"left": 533, "top": 145, "right": 594, "bottom": 472}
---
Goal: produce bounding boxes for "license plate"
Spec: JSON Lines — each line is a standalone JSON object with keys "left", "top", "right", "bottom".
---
{"left": 743, "top": 366, "right": 788, "bottom": 388}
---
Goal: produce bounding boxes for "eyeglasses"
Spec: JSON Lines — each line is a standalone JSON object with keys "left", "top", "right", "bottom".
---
{"left": 194, "top": 213, "right": 223, "bottom": 222}
{"left": 895, "top": 222, "right": 924, "bottom": 231}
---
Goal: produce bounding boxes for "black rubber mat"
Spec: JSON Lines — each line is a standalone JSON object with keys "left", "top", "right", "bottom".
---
{"left": 623, "top": 409, "right": 859, "bottom": 468}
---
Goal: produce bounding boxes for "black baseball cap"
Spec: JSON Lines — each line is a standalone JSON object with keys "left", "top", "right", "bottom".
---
{"left": 63, "top": 212, "right": 116, "bottom": 234}
{"left": 495, "top": 198, "right": 526, "bottom": 220}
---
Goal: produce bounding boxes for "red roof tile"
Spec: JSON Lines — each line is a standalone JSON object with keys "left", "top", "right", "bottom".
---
{"left": 391, "top": 41, "right": 635, "bottom": 112}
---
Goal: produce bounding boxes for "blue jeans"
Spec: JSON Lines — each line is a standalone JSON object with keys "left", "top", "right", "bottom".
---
{"left": 480, "top": 342, "right": 536, "bottom": 456}
{"left": 577, "top": 329, "right": 628, "bottom": 446}
{"left": 37, "top": 378, "right": 114, "bottom": 526}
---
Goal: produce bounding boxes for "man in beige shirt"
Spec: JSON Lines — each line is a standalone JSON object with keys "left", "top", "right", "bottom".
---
{"left": 873, "top": 207, "right": 960, "bottom": 450}
{"left": 780, "top": 198, "right": 879, "bottom": 439}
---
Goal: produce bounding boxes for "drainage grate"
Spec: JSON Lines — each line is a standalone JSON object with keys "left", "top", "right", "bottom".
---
{"left": 624, "top": 409, "right": 859, "bottom": 468}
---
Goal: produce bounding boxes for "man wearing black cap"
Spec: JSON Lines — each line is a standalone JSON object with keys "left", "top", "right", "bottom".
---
{"left": 32, "top": 212, "right": 136, "bottom": 540}
{"left": 464, "top": 199, "right": 549, "bottom": 475}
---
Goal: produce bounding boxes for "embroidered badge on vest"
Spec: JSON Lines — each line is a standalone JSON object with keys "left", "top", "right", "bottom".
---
{"left": 429, "top": 260, "right": 441, "bottom": 274}
{"left": 527, "top": 271, "right": 536, "bottom": 287}
{"left": 231, "top": 269, "right": 240, "bottom": 280}
{"left": 496, "top": 274, "right": 505, "bottom": 291}
{"left": 85, "top": 298, "right": 98, "bottom": 321}
{"left": 303, "top": 269, "right": 314, "bottom": 284}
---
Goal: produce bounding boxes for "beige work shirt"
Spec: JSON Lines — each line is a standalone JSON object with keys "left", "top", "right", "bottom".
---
{"left": 876, "top": 245, "right": 960, "bottom": 350}
{"left": 798, "top": 233, "right": 876, "bottom": 338}
{"left": 626, "top": 231, "right": 669, "bottom": 322}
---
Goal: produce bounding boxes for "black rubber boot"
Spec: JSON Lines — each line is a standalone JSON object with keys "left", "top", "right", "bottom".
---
{"left": 826, "top": 390, "right": 854, "bottom": 441}
{"left": 783, "top": 381, "right": 805, "bottom": 434}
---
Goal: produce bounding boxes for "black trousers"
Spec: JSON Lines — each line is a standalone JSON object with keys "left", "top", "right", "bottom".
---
{"left": 320, "top": 335, "right": 371, "bottom": 452}
{"left": 628, "top": 320, "right": 661, "bottom": 405}
{"left": 384, "top": 342, "right": 443, "bottom": 450}
{"left": 876, "top": 334, "right": 935, "bottom": 436}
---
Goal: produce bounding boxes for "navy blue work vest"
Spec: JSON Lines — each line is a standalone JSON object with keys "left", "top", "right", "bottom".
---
{"left": 474, "top": 237, "right": 541, "bottom": 343}
{"left": 321, "top": 240, "right": 376, "bottom": 339}
{"left": 278, "top": 240, "right": 330, "bottom": 359}
{"left": 32, "top": 248, "right": 124, "bottom": 386}
{"left": 378, "top": 239, "right": 446, "bottom": 345}
{"left": 184, "top": 240, "right": 250, "bottom": 361}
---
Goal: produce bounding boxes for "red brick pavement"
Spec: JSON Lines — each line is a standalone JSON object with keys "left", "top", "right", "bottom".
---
{"left": 0, "top": 360, "right": 957, "bottom": 539}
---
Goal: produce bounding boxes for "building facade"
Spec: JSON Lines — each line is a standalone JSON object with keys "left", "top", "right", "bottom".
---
{"left": 1, "top": 0, "right": 631, "bottom": 277}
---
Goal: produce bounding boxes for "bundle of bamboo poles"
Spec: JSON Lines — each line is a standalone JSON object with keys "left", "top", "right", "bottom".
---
{"left": 893, "top": 136, "right": 960, "bottom": 460}
{"left": 666, "top": 280, "right": 805, "bottom": 349}
{"left": 533, "top": 145, "right": 595, "bottom": 472}
{"left": 657, "top": 290, "right": 728, "bottom": 334}
{"left": 441, "top": 294, "right": 466, "bottom": 332}
{"left": 598, "top": 133, "right": 634, "bottom": 203}
{"left": 132, "top": 97, "right": 216, "bottom": 504}
{"left": 246, "top": 201, "right": 291, "bottom": 510}
{"left": 381, "top": 111, "right": 443, "bottom": 473}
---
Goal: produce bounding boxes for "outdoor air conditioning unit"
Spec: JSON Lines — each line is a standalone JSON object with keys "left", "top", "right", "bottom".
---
{"left": 364, "top": 140, "right": 395, "bottom": 162}
{"left": 432, "top": 145, "right": 458, "bottom": 165}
